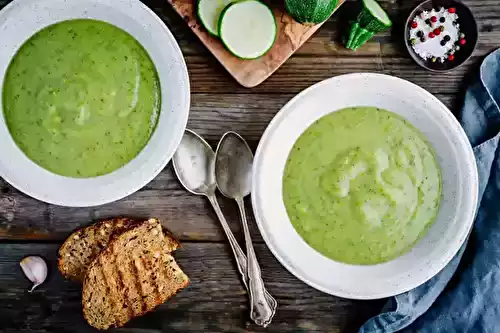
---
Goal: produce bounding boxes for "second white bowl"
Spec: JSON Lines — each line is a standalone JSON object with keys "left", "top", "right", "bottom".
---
{"left": 252, "top": 73, "right": 478, "bottom": 299}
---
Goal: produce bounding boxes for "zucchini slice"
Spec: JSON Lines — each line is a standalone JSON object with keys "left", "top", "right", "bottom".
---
{"left": 218, "top": 0, "right": 277, "bottom": 59}
{"left": 357, "top": 0, "right": 392, "bottom": 32}
{"left": 345, "top": 0, "right": 391, "bottom": 50}
{"left": 198, "top": 0, "right": 234, "bottom": 36}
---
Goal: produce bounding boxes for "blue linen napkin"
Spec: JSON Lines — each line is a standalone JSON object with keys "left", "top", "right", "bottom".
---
{"left": 359, "top": 48, "right": 500, "bottom": 333}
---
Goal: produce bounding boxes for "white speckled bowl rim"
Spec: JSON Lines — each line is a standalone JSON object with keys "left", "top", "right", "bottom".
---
{"left": 252, "top": 73, "right": 478, "bottom": 299}
{"left": 0, "top": 0, "right": 190, "bottom": 207}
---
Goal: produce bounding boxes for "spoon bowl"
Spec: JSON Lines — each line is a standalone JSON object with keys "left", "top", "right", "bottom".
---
{"left": 172, "top": 130, "right": 216, "bottom": 196}
{"left": 215, "top": 132, "right": 253, "bottom": 199}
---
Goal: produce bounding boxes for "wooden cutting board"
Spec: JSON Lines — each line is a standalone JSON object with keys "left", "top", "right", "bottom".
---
{"left": 167, "top": 0, "right": 345, "bottom": 88}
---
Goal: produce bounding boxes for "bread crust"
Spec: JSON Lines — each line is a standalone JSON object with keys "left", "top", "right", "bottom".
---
{"left": 81, "top": 219, "right": 189, "bottom": 330}
{"left": 58, "top": 218, "right": 181, "bottom": 282}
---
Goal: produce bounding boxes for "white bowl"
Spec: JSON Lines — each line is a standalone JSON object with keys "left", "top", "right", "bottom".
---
{"left": 0, "top": 0, "right": 190, "bottom": 207}
{"left": 252, "top": 73, "right": 478, "bottom": 299}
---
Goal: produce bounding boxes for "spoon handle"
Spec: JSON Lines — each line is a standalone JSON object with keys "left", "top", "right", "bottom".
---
{"left": 236, "top": 197, "right": 277, "bottom": 328}
{"left": 207, "top": 195, "right": 249, "bottom": 284}
{"left": 207, "top": 195, "right": 277, "bottom": 326}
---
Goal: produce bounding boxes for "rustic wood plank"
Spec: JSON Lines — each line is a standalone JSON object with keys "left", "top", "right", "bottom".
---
{"left": 186, "top": 93, "right": 460, "bottom": 141}
{"left": 0, "top": 93, "right": 458, "bottom": 241}
{"left": 0, "top": 243, "right": 384, "bottom": 333}
{"left": 183, "top": 54, "right": 482, "bottom": 94}
{"left": 0, "top": 174, "right": 250, "bottom": 242}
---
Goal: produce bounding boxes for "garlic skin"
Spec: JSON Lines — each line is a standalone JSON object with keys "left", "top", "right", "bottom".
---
{"left": 20, "top": 256, "right": 48, "bottom": 292}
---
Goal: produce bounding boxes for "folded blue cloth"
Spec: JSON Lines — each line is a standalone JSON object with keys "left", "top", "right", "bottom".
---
{"left": 359, "top": 49, "right": 500, "bottom": 333}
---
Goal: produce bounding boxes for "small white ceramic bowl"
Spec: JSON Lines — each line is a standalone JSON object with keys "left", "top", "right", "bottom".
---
{"left": 0, "top": 0, "right": 190, "bottom": 207}
{"left": 252, "top": 73, "right": 478, "bottom": 299}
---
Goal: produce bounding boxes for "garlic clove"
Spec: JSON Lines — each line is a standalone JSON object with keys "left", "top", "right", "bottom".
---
{"left": 20, "top": 256, "right": 48, "bottom": 292}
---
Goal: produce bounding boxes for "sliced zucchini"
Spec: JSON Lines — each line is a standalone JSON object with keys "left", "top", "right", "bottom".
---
{"left": 346, "top": 22, "right": 374, "bottom": 50}
{"left": 198, "top": 0, "right": 234, "bottom": 36}
{"left": 345, "top": 0, "right": 391, "bottom": 50}
{"left": 218, "top": 0, "right": 277, "bottom": 60}
{"left": 357, "top": 0, "right": 392, "bottom": 32}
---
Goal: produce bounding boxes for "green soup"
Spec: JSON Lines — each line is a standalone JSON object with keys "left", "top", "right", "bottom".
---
{"left": 283, "top": 107, "right": 442, "bottom": 265}
{"left": 2, "top": 19, "right": 160, "bottom": 178}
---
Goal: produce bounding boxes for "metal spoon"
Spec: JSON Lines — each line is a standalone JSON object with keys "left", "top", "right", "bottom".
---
{"left": 172, "top": 130, "right": 276, "bottom": 326}
{"left": 215, "top": 131, "right": 277, "bottom": 327}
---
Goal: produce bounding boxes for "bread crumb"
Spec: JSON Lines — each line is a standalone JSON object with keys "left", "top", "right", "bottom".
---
{"left": 73, "top": 235, "right": 80, "bottom": 240}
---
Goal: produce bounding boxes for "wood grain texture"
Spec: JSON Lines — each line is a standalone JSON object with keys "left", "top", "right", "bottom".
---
{"left": 0, "top": 243, "right": 384, "bottom": 333}
{"left": 167, "top": 0, "right": 345, "bottom": 87}
{"left": 182, "top": 54, "right": 482, "bottom": 94}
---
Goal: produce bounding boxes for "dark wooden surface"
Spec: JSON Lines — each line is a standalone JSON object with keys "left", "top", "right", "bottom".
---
{"left": 1, "top": 0, "right": 499, "bottom": 332}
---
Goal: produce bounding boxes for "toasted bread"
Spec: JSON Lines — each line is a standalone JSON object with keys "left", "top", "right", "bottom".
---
{"left": 82, "top": 218, "right": 189, "bottom": 330}
{"left": 58, "top": 218, "right": 181, "bottom": 282}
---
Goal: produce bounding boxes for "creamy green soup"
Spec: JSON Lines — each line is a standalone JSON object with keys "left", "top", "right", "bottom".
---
{"left": 283, "top": 107, "right": 442, "bottom": 265}
{"left": 2, "top": 19, "right": 160, "bottom": 178}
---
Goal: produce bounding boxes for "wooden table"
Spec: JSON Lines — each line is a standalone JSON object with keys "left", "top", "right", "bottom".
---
{"left": 1, "top": 0, "right": 499, "bottom": 332}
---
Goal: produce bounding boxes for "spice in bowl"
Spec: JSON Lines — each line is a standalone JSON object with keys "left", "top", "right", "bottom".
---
{"left": 409, "top": 7, "right": 466, "bottom": 64}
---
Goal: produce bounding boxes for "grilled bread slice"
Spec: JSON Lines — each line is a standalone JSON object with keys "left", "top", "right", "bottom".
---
{"left": 58, "top": 218, "right": 181, "bottom": 282}
{"left": 82, "top": 218, "right": 189, "bottom": 330}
